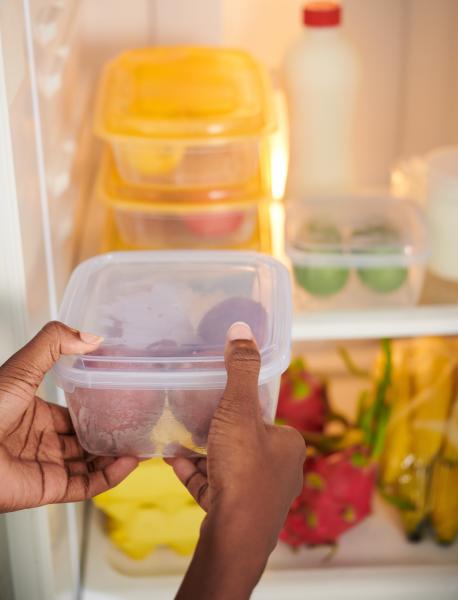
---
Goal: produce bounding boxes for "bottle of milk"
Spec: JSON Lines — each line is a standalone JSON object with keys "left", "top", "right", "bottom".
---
{"left": 284, "top": 2, "right": 360, "bottom": 196}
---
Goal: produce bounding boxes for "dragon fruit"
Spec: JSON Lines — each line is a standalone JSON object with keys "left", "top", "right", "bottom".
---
{"left": 280, "top": 447, "right": 376, "bottom": 547}
{"left": 276, "top": 357, "right": 327, "bottom": 433}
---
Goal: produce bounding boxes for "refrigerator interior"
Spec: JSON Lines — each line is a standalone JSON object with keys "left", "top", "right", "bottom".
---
{"left": 1, "top": 1, "right": 458, "bottom": 599}
{"left": 81, "top": 338, "right": 458, "bottom": 600}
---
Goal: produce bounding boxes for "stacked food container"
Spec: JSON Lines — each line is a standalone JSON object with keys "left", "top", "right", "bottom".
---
{"left": 93, "top": 47, "right": 277, "bottom": 251}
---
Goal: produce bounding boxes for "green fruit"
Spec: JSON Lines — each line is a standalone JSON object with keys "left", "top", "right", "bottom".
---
{"left": 293, "top": 220, "right": 349, "bottom": 297}
{"left": 294, "top": 265, "right": 349, "bottom": 297}
{"left": 357, "top": 263, "right": 407, "bottom": 294}
{"left": 352, "top": 224, "right": 407, "bottom": 294}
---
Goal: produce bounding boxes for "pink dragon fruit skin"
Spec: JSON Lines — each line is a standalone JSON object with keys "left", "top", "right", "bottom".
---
{"left": 280, "top": 447, "right": 376, "bottom": 547}
{"left": 276, "top": 358, "right": 327, "bottom": 432}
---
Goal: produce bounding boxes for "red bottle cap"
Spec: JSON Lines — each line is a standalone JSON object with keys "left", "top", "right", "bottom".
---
{"left": 303, "top": 2, "right": 341, "bottom": 27}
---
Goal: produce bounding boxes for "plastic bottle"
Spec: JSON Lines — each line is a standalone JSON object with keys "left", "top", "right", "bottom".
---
{"left": 283, "top": 2, "right": 359, "bottom": 196}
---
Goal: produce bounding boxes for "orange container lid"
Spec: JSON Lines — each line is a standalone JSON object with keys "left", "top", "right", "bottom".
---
{"left": 94, "top": 46, "right": 276, "bottom": 141}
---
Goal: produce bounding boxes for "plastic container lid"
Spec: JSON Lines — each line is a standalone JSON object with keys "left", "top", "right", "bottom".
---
{"left": 286, "top": 195, "right": 429, "bottom": 267}
{"left": 303, "top": 2, "right": 341, "bottom": 27}
{"left": 97, "top": 152, "right": 266, "bottom": 213}
{"left": 53, "top": 251, "right": 292, "bottom": 391}
{"left": 94, "top": 47, "right": 276, "bottom": 141}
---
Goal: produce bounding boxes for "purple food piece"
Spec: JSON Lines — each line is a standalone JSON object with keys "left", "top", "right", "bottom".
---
{"left": 197, "top": 297, "right": 268, "bottom": 346}
{"left": 67, "top": 387, "right": 165, "bottom": 456}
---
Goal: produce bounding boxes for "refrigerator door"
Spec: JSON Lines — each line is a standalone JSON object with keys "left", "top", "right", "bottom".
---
{"left": 0, "top": 1, "right": 79, "bottom": 598}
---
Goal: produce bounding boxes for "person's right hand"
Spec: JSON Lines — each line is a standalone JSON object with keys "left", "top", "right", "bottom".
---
{"left": 167, "top": 322, "right": 306, "bottom": 600}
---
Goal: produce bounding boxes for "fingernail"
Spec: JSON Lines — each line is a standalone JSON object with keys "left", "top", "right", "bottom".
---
{"left": 227, "top": 322, "right": 253, "bottom": 341}
{"left": 79, "top": 331, "right": 104, "bottom": 344}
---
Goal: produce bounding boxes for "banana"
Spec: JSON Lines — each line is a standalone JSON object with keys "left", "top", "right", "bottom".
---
{"left": 375, "top": 337, "right": 458, "bottom": 544}
{"left": 410, "top": 338, "right": 455, "bottom": 465}
{"left": 380, "top": 343, "right": 412, "bottom": 486}
{"left": 396, "top": 459, "right": 430, "bottom": 541}
{"left": 442, "top": 377, "right": 458, "bottom": 463}
{"left": 430, "top": 457, "right": 458, "bottom": 545}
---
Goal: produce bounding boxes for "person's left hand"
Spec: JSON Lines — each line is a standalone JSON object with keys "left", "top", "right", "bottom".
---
{"left": 0, "top": 321, "right": 138, "bottom": 513}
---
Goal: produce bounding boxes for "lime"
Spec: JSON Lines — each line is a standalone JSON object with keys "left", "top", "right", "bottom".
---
{"left": 351, "top": 224, "right": 407, "bottom": 294}
{"left": 294, "top": 265, "right": 349, "bottom": 296}
{"left": 293, "top": 221, "right": 348, "bottom": 297}
{"left": 357, "top": 259, "right": 407, "bottom": 294}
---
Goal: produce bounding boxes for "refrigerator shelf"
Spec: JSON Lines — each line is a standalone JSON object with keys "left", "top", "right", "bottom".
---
{"left": 292, "top": 304, "right": 458, "bottom": 342}
{"left": 79, "top": 197, "right": 458, "bottom": 345}
{"left": 82, "top": 496, "right": 458, "bottom": 600}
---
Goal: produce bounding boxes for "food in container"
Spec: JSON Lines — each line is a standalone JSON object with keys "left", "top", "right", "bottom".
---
{"left": 94, "top": 47, "right": 275, "bottom": 189}
{"left": 351, "top": 224, "right": 408, "bottom": 293}
{"left": 53, "top": 251, "right": 292, "bottom": 457}
{"left": 286, "top": 195, "right": 429, "bottom": 309}
{"left": 97, "top": 153, "right": 272, "bottom": 251}
{"left": 291, "top": 221, "right": 349, "bottom": 297}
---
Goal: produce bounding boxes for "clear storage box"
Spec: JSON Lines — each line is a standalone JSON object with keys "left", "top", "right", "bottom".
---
{"left": 53, "top": 251, "right": 292, "bottom": 457}
{"left": 94, "top": 47, "right": 275, "bottom": 188}
{"left": 97, "top": 153, "right": 272, "bottom": 251}
{"left": 286, "top": 195, "right": 429, "bottom": 310}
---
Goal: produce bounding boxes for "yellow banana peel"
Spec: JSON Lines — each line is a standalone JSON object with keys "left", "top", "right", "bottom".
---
{"left": 376, "top": 337, "right": 458, "bottom": 545}
{"left": 430, "top": 457, "right": 458, "bottom": 545}
{"left": 380, "top": 346, "right": 412, "bottom": 485}
{"left": 397, "top": 459, "right": 430, "bottom": 541}
{"left": 442, "top": 382, "right": 458, "bottom": 463}
{"left": 410, "top": 338, "right": 455, "bottom": 465}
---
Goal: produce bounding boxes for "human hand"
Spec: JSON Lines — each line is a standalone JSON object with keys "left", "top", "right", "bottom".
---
{"left": 167, "top": 322, "right": 306, "bottom": 599}
{"left": 0, "top": 322, "right": 138, "bottom": 513}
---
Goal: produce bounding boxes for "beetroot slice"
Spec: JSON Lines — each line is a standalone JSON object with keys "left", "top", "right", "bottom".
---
{"left": 198, "top": 297, "right": 268, "bottom": 346}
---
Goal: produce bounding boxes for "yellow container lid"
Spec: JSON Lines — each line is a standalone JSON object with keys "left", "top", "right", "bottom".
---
{"left": 97, "top": 151, "right": 268, "bottom": 214}
{"left": 94, "top": 46, "right": 276, "bottom": 141}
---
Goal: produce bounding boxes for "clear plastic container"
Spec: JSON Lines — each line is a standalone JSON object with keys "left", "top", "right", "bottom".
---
{"left": 110, "top": 205, "right": 259, "bottom": 249}
{"left": 286, "top": 195, "right": 429, "bottom": 310}
{"left": 53, "top": 251, "right": 292, "bottom": 457}
{"left": 94, "top": 47, "right": 275, "bottom": 187}
{"left": 97, "top": 152, "right": 272, "bottom": 251}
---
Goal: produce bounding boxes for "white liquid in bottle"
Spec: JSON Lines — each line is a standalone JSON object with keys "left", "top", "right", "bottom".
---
{"left": 284, "top": 2, "right": 360, "bottom": 196}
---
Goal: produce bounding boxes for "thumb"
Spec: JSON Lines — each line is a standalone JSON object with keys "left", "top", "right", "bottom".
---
{"left": 216, "top": 322, "right": 263, "bottom": 424}
{"left": 1, "top": 321, "right": 103, "bottom": 394}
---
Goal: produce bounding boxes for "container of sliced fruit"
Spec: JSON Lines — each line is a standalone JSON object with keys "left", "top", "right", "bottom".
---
{"left": 285, "top": 195, "right": 429, "bottom": 309}
{"left": 97, "top": 152, "right": 271, "bottom": 253}
{"left": 52, "top": 251, "right": 291, "bottom": 458}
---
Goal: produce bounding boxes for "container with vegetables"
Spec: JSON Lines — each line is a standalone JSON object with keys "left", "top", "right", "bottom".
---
{"left": 285, "top": 195, "right": 429, "bottom": 310}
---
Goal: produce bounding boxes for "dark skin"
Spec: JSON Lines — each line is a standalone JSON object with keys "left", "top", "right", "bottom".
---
{"left": 0, "top": 321, "right": 306, "bottom": 599}
{"left": 0, "top": 322, "right": 139, "bottom": 511}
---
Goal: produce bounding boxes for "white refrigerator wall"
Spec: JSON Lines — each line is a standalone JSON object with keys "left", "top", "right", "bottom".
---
{"left": 0, "top": 1, "right": 82, "bottom": 599}
{"left": 222, "top": 0, "right": 458, "bottom": 185}
{"left": 79, "top": 0, "right": 458, "bottom": 188}
{"left": 399, "top": 0, "right": 458, "bottom": 157}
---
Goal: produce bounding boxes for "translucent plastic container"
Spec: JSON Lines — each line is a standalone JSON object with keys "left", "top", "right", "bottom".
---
{"left": 94, "top": 47, "right": 275, "bottom": 187}
{"left": 97, "top": 153, "right": 272, "bottom": 251}
{"left": 53, "top": 251, "right": 292, "bottom": 457}
{"left": 286, "top": 196, "right": 429, "bottom": 310}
